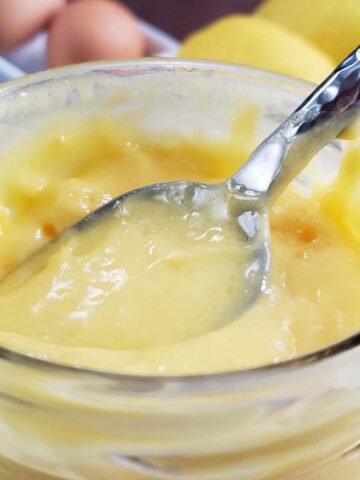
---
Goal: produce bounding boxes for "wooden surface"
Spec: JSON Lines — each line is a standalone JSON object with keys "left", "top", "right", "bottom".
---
{"left": 123, "top": 0, "right": 263, "bottom": 40}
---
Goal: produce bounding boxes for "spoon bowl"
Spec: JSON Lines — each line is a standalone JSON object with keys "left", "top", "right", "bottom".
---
{"left": 5, "top": 179, "right": 269, "bottom": 330}
{"left": 78, "top": 179, "right": 271, "bottom": 316}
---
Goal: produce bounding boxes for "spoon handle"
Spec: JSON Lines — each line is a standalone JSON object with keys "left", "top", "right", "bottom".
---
{"left": 232, "top": 46, "right": 360, "bottom": 200}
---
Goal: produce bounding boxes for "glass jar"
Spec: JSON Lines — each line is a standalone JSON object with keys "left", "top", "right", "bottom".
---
{"left": 0, "top": 60, "right": 359, "bottom": 480}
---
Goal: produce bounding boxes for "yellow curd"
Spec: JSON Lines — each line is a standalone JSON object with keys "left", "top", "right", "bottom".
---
{"left": 0, "top": 117, "right": 359, "bottom": 375}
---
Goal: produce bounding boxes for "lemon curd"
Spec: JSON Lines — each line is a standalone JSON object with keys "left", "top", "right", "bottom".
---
{"left": 0, "top": 116, "right": 359, "bottom": 375}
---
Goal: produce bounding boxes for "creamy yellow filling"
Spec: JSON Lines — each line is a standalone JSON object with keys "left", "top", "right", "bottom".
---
{"left": 0, "top": 117, "right": 359, "bottom": 375}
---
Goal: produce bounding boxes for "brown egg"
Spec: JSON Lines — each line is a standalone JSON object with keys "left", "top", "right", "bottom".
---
{"left": 47, "top": 0, "right": 145, "bottom": 67}
{"left": 0, "top": 0, "right": 65, "bottom": 52}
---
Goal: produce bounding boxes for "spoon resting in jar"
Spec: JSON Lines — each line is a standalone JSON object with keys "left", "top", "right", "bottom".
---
{"left": 0, "top": 47, "right": 359, "bottom": 348}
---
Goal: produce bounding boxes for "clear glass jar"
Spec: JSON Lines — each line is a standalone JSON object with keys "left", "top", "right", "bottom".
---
{"left": 0, "top": 60, "right": 359, "bottom": 480}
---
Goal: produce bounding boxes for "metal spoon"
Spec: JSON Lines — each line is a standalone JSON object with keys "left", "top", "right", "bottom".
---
{"left": 3, "top": 47, "right": 360, "bottom": 323}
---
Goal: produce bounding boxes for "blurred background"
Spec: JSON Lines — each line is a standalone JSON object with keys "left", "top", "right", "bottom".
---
{"left": 0, "top": 0, "right": 358, "bottom": 85}
{"left": 122, "top": 0, "right": 262, "bottom": 39}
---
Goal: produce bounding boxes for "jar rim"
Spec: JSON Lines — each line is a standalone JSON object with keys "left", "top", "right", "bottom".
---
{"left": 1, "top": 57, "right": 359, "bottom": 392}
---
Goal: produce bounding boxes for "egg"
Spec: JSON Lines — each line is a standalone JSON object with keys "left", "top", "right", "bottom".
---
{"left": 47, "top": 0, "right": 145, "bottom": 67}
{"left": 0, "top": 0, "right": 65, "bottom": 52}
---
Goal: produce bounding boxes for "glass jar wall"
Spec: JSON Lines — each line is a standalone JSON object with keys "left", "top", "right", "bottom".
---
{"left": 0, "top": 60, "right": 359, "bottom": 480}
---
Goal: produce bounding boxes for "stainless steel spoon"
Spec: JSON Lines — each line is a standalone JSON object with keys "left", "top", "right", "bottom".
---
{"left": 4, "top": 47, "right": 360, "bottom": 323}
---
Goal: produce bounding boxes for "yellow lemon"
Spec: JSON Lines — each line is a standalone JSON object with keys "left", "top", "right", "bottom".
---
{"left": 322, "top": 141, "right": 360, "bottom": 246}
{"left": 258, "top": 0, "right": 360, "bottom": 63}
{"left": 180, "top": 15, "right": 335, "bottom": 84}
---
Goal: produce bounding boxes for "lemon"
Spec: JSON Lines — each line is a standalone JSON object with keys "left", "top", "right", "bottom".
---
{"left": 258, "top": 0, "right": 360, "bottom": 63}
{"left": 180, "top": 15, "right": 335, "bottom": 84}
{"left": 322, "top": 142, "right": 360, "bottom": 246}
{"left": 339, "top": 119, "right": 360, "bottom": 141}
